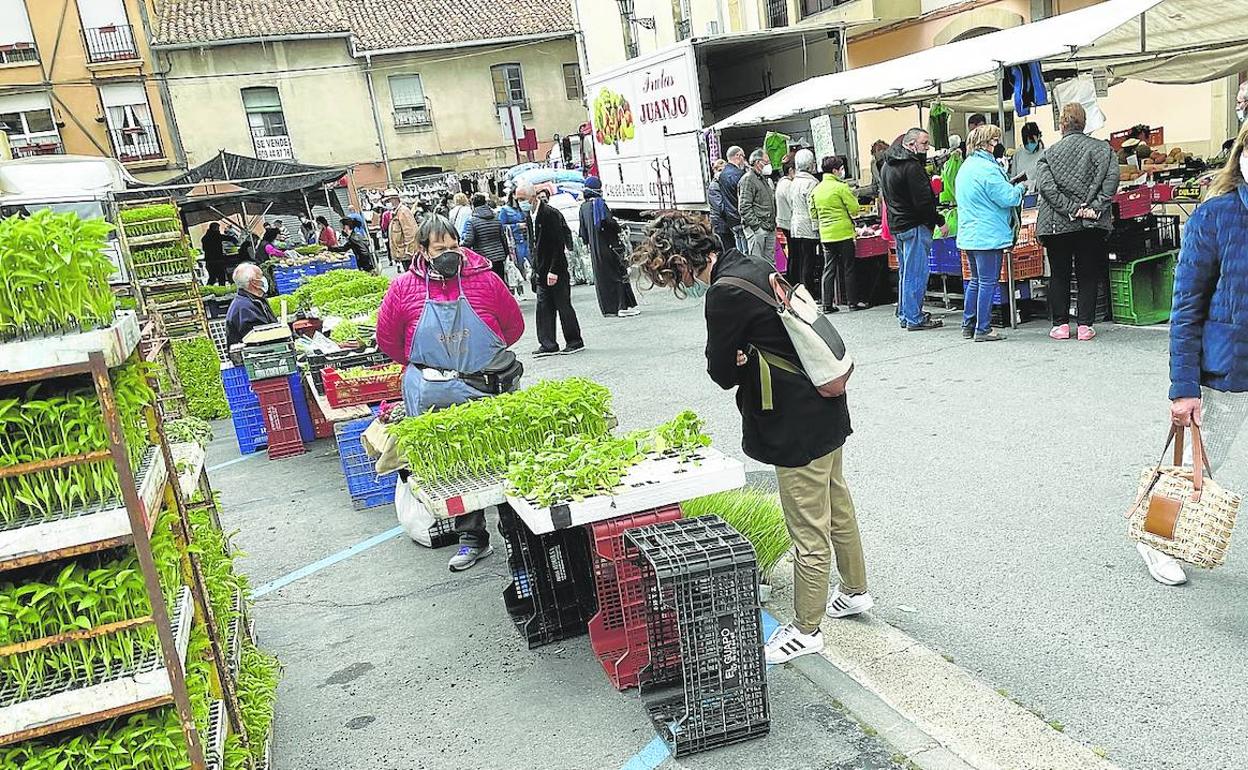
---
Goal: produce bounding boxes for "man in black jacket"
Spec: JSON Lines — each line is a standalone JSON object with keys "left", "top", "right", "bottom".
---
{"left": 517, "top": 182, "right": 584, "bottom": 357}
{"left": 461, "top": 193, "right": 510, "bottom": 281}
{"left": 718, "top": 146, "right": 748, "bottom": 252}
{"left": 225, "top": 263, "right": 277, "bottom": 346}
{"left": 879, "top": 129, "right": 947, "bottom": 331}
{"left": 328, "top": 217, "right": 376, "bottom": 273}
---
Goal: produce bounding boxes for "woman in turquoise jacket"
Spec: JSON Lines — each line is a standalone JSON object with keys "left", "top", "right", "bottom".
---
{"left": 955, "top": 125, "right": 1024, "bottom": 342}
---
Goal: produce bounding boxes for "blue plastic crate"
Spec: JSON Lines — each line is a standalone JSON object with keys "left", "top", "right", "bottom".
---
{"left": 223, "top": 366, "right": 268, "bottom": 453}
{"left": 930, "top": 237, "right": 962, "bottom": 275}
{"left": 335, "top": 414, "right": 396, "bottom": 506}
{"left": 315, "top": 255, "right": 357, "bottom": 274}
{"left": 962, "top": 279, "right": 1033, "bottom": 306}
{"left": 273, "top": 264, "right": 318, "bottom": 295}
{"left": 288, "top": 373, "right": 316, "bottom": 443}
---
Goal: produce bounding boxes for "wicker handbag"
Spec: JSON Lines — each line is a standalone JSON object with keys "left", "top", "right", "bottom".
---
{"left": 1126, "top": 425, "right": 1241, "bottom": 568}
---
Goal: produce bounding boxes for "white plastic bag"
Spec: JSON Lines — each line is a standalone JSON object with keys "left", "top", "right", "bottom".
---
{"left": 395, "top": 479, "right": 438, "bottom": 547}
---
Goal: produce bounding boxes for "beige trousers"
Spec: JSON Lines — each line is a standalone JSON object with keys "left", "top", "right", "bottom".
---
{"left": 774, "top": 447, "right": 867, "bottom": 634}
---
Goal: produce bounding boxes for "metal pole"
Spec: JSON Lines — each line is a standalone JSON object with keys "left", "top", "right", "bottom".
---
{"left": 506, "top": 104, "right": 521, "bottom": 165}
{"left": 995, "top": 62, "right": 1018, "bottom": 329}
{"left": 92, "top": 352, "right": 207, "bottom": 770}
{"left": 363, "top": 55, "right": 393, "bottom": 184}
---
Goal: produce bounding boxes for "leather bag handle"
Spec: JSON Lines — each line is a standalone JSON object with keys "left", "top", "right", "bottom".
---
{"left": 1156, "top": 424, "right": 1212, "bottom": 502}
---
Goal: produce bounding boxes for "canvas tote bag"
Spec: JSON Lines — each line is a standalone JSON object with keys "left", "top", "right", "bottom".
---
{"left": 1126, "top": 424, "right": 1241, "bottom": 568}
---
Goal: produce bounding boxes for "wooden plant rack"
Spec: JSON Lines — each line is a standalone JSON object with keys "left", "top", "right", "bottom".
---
{"left": 118, "top": 197, "right": 211, "bottom": 343}
{"left": 0, "top": 327, "right": 251, "bottom": 766}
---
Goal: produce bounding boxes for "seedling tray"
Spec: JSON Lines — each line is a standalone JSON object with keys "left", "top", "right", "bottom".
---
{"left": 0, "top": 310, "right": 140, "bottom": 374}
{"left": 171, "top": 441, "right": 206, "bottom": 498}
{"left": 0, "top": 445, "right": 167, "bottom": 570}
{"left": 508, "top": 447, "right": 745, "bottom": 535}
{"left": 205, "top": 699, "right": 227, "bottom": 770}
{"left": 0, "top": 586, "right": 192, "bottom": 744}
{"left": 409, "top": 472, "right": 506, "bottom": 519}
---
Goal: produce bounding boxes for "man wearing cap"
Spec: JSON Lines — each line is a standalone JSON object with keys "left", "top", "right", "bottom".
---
{"left": 384, "top": 188, "right": 420, "bottom": 267}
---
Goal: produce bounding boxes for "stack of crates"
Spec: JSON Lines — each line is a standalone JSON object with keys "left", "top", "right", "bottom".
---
{"left": 208, "top": 317, "right": 229, "bottom": 361}
{"left": 251, "top": 377, "right": 306, "bottom": 459}
{"left": 223, "top": 367, "right": 314, "bottom": 454}
{"left": 626, "top": 515, "right": 769, "bottom": 757}
{"left": 1109, "top": 251, "right": 1177, "bottom": 326}
{"left": 497, "top": 505, "right": 597, "bottom": 648}
{"left": 587, "top": 505, "right": 684, "bottom": 690}
{"left": 334, "top": 411, "right": 400, "bottom": 510}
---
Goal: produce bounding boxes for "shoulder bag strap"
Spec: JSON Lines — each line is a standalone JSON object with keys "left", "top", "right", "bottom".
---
{"left": 718, "top": 276, "right": 782, "bottom": 309}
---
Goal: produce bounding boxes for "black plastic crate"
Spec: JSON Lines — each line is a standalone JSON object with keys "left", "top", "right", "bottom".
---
{"left": 497, "top": 505, "right": 597, "bottom": 649}
{"left": 626, "top": 516, "right": 769, "bottom": 757}
{"left": 1107, "top": 214, "right": 1180, "bottom": 264}
{"left": 306, "top": 347, "right": 390, "bottom": 394}
{"left": 429, "top": 518, "right": 458, "bottom": 549}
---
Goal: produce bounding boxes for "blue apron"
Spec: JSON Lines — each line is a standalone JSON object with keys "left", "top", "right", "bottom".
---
{"left": 402, "top": 272, "right": 506, "bottom": 416}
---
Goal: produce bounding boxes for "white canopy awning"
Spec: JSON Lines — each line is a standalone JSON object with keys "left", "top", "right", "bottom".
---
{"left": 714, "top": 0, "right": 1248, "bottom": 130}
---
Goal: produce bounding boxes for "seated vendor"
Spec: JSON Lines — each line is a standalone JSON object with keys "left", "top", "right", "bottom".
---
{"left": 225, "top": 263, "right": 277, "bottom": 346}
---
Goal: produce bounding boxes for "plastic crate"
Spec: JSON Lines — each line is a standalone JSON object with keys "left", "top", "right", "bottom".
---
{"left": 252, "top": 377, "right": 305, "bottom": 459}
{"left": 243, "top": 342, "right": 298, "bottom": 381}
{"left": 208, "top": 318, "right": 229, "bottom": 362}
{"left": 222, "top": 366, "right": 267, "bottom": 454}
{"left": 588, "top": 505, "right": 684, "bottom": 691}
{"left": 929, "top": 237, "right": 962, "bottom": 275}
{"left": 307, "top": 348, "right": 391, "bottom": 395}
{"left": 1151, "top": 183, "right": 1176, "bottom": 203}
{"left": 1107, "top": 214, "right": 1180, "bottom": 263}
{"left": 853, "top": 235, "right": 889, "bottom": 258}
{"left": 960, "top": 244, "right": 1045, "bottom": 282}
{"left": 962, "top": 279, "right": 1032, "bottom": 306}
{"left": 334, "top": 415, "right": 398, "bottom": 508}
{"left": 1113, "top": 188, "right": 1153, "bottom": 220}
{"left": 1109, "top": 251, "right": 1176, "bottom": 326}
{"left": 497, "top": 504, "right": 597, "bottom": 649}
{"left": 273, "top": 263, "right": 319, "bottom": 295}
{"left": 288, "top": 373, "right": 316, "bottom": 443}
{"left": 323, "top": 364, "right": 403, "bottom": 409}
{"left": 428, "top": 518, "right": 457, "bottom": 549}
{"left": 626, "top": 516, "right": 769, "bottom": 757}
{"left": 315, "top": 255, "right": 358, "bottom": 274}
{"left": 305, "top": 382, "right": 334, "bottom": 439}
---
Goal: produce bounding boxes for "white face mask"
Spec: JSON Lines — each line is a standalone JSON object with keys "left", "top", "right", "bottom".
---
{"left": 762, "top": 164, "right": 773, "bottom": 175}
{"left": 1241, "top": 153, "right": 1248, "bottom": 183}
{"left": 258, "top": 276, "right": 269, "bottom": 295}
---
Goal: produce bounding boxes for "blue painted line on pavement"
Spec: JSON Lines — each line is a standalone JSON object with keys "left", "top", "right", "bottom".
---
{"left": 253, "top": 525, "right": 405, "bottom": 598}
{"left": 207, "top": 453, "right": 260, "bottom": 472}
{"left": 618, "top": 609, "right": 781, "bottom": 770}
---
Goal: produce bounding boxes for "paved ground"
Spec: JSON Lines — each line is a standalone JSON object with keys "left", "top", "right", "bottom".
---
{"left": 210, "top": 282, "right": 1248, "bottom": 770}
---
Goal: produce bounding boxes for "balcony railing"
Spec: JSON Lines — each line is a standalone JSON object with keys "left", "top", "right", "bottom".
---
{"left": 108, "top": 125, "right": 162, "bottom": 162}
{"left": 9, "top": 136, "right": 65, "bottom": 157}
{"left": 393, "top": 104, "right": 432, "bottom": 129}
{"left": 84, "top": 24, "right": 139, "bottom": 64}
{"left": 0, "top": 44, "right": 38, "bottom": 65}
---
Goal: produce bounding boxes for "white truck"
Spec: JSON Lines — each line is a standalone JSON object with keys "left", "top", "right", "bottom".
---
{"left": 584, "top": 24, "right": 854, "bottom": 230}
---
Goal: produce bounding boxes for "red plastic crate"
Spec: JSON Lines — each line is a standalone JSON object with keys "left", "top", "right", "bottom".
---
{"left": 1150, "top": 183, "right": 1175, "bottom": 203}
{"left": 854, "top": 234, "right": 889, "bottom": 258}
{"left": 587, "top": 504, "right": 683, "bottom": 690}
{"left": 323, "top": 364, "right": 403, "bottom": 409}
{"left": 252, "top": 378, "right": 306, "bottom": 459}
{"left": 960, "top": 242, "right": 1045, "bottom": 282}
{"left": 1114, "top": 188, "right": 1152, "bottom": 220}
{"left": 305, "top": 383, "right": 335, "bottom": 439}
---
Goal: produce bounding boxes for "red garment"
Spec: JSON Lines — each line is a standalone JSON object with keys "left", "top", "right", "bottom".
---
{"left": 379, "top": 210, "right": 393, "bottom": 233}
{"left": 319, "top": 226, "right": 339, "bottom": 248}
{"left": 376, "top": 247, "right": 524, "bottom": 365}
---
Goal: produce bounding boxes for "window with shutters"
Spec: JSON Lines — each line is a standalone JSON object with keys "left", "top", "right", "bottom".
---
{"left": 241, "top": 86, "right": 293, "bottom": 160}
{"left": 0, "top": 0, "right": 38, "bottom": 64}
{"left": 99, "top": 83, "right": 162, "bottom": 162}
{"left": 0, "top": 93, "right": 62, "bottom": 157}
{"left": 562, "top": 64, "right": 583, "bottom": 101}
{"left": 390, "top": 74, "right": 431, "bottom": 129}
{"left": 491, "top": 63, "right": 529, "bottom": 114}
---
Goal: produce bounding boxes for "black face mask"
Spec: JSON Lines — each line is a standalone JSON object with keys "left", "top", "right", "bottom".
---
{"left": 429, "top": 249, "right": 463, "bottom": 279}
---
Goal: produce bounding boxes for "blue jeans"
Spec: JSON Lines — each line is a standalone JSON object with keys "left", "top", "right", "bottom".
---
{"left": 732, "top": 225, "right": 748, "bottom": 254}
{"left": 894, "top": 226, "right": 932, "bottom": 327}
{"left": 963, "top": 249, "right": 1003, "bottom": 335}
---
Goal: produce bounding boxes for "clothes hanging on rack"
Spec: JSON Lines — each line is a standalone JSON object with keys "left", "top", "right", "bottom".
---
{"left": 1002, "top": 62, "right": 1049, "bottom": 117}
{"left": 927, "top": 103, "right": 950, "bottom": 149}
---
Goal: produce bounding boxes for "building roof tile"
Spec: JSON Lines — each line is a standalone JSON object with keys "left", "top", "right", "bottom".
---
{"left": 154, "top": 0, "right": 572, "bottom": 51}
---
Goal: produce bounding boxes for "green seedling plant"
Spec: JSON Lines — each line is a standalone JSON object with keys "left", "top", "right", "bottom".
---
{"left": 683, "top": 488, "right": 792, "bottom": 579}
{"left": 0, "top": 361, "right": 154, "bottom": 525}
{"left": 330, "top": 321, "right": 362, "bottom": 345}
{"left": 172, "top": 339, "right": 229, "bottom": 420}
{"left": 0, "top": 706, "right": 194, "bottom": 769}
{"left": 166, "top": 416, "right": 214, "bottom": 448}
{"left": 0, "top": 210, "right": 117, "bottom": 340}
{"left": 506, "top": 411, "right": 712, "bottom": 507}
{"left": 236, "top": 643, "right": 280, "bottom": 763}
{"left": 334, "top": 363, "right": 400, "bottom": 381}
{"left": 119, "top": 204, "right": 178, "bottom": 224}
{"left": 389, "top": 378, "right": 613, "bottom": 486}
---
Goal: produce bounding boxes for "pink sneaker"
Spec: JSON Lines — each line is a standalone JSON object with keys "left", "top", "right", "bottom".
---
{"left": 1078, "top": 325, "right": 1096, "bottom": 341}
{"left": 1049, "top": 324, "right": 1070, "bottom": 340}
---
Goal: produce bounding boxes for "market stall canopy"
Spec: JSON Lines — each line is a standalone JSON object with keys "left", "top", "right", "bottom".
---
{"left": 714, "top": 0, "right": 1247, "bottom": 129}
{"left": 153, "top": 151, "right": 349, "bottom": 197}
{"left": 0, "top": 155, "right": 138, "bottom": 205}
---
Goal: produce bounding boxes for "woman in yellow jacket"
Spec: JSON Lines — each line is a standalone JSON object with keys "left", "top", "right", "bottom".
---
{"left": 810, "top": 156, "right": 864, "bottom": 312}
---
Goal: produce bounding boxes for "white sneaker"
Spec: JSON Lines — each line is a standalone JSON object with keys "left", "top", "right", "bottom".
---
{"left": 1136, "top": 542, "right": 1187, "bottom": 586}
{"left": 826, "top": 587, "right": 874, "bottom": 618}
{"left": 618, "top": 307, "right": 641, "bottom": 317}
{"left": 765, "top": 623, "right": 825, "bottom": 665}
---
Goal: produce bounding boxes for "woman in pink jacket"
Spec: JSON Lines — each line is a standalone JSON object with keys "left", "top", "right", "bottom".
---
{"left": 376, "top": 214, "right": 524, "bottom": 571}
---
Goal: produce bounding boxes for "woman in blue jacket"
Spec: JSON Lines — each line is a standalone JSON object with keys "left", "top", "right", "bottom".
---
{"left": 955, "top": 125, "right": 1025, "bottom": 342}
{"left": 1142, "top": 122, "right": 1248, "bottom": 587}
{"left": 497, "top": 192, "right": 530, "bottom": 296}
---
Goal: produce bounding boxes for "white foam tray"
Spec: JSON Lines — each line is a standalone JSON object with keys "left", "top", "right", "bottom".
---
{"left": 205, "top": 699, "right": 227, "bottom": 770}
{"left": 409, "top": 472, "right": 506, "bottom": 520}
{"left": 0, "top": 445, "right": 167, "bottom": 567}
{"left": 507, "top": 447, "right": 746, "bottom": 535}
{"left": 0, "top": 586, "right": 192, "bottom": 741}
{"left": 171, "top": 441, "right": 205, "bottom": 498}
{"left": 0, "top": 311, "right": 141, "bottom": 373}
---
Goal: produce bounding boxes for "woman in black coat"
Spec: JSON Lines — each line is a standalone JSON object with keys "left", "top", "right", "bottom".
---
{"left": 200, "top": 223, "right": 231, "bottom": 285}
{"left": 578, "top": 176, "right": 638, "bottom": 317}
